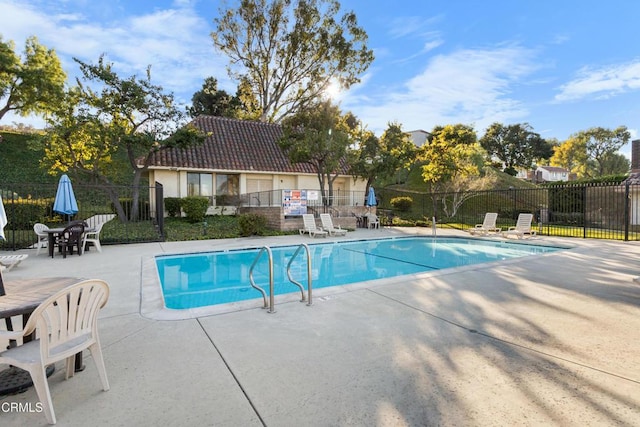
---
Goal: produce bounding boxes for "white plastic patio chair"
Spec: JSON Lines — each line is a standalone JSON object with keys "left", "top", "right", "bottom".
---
{"left": 502, "top": 213, "right": 537, "bottom": 239}
{"left": 469, "top": 213, "right": 500, "bottom": 235}
{"left": 299, "top": 214, "right": 328, "bottom": 238}
{"left": 82, "top": 221, "right": 107, "bottom": 253}
{"left": 0, "top": 279, "right": 110, "bottom": 425}
{"left": 366, "top": 213, "right": 380, "bottom": 229}
{"left": 33, "top": 223, "right": 50, "bottom": 256}
{"left": 320, "top": 213, "right": 347, "bottom": 236}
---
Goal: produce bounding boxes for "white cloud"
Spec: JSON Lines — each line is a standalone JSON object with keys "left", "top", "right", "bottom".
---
{"left": 555, "top": 60, "right": 640, "bottom": 102}
{"left": 0, "top": 0, "right": 229, "bottom": 106}
{"left": 387, "top": 15, "right": 443, "bottom": 39}
{"left": 342, "top": 45, "right": 536, "bottom": 135}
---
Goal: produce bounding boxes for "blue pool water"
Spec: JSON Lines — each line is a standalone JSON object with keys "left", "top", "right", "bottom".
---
{"left": 156, "top": 237, "right": 563, "bottom": 309}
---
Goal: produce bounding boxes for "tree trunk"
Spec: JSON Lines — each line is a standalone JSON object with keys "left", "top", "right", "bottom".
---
{"left": 130, "top": 167, "right": 144, "bottom": 221}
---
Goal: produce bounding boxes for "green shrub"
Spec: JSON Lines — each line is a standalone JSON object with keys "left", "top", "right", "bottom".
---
{"left": 390, "top": 196, "right": 413, "bottom": 212}
{"left": 4, "top": 198, "right": 48, "bottom": 229}
{"left": 165, "top": 197, "right": 182, "bottom": 217}
{"left": 181, "top": 196, "right": 209, "bottom": 223}
{"left": 238, "top": 213, "right": 267, "bottom": 236}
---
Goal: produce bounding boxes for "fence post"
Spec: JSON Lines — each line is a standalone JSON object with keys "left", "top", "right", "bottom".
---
{"left": 155, "top": 182, "right": 164, "bottom": 241}
{"left": 624, "top": 181, "right": 630, "bottom": 242}
{"left": 582, "top": 185, "right": 587, "bottom": 239}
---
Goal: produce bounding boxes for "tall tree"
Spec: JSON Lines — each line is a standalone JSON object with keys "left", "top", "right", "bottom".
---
{"left": 551, "top": 126, "right": 630, "bottom": 178}
{"left": 42, "top": 56, "right": 204, "bottom": 221}
{"left": 187, "top": 76, "right": 261, "bottom": 120}
{"left": 420, "top": 124, "right": 492, "bottom": 218}
{"left": 0, "top": 36, "right": 66, "bottom": 122}
{"left": 188, "top": 77, "right": 241, "bottom": 118}
{"left": 577, "top": 126, "right": 630, "bottom": 177}
{"left": 480, "top": 122, "right": 552, "bottom": 175}
{"left": 550, "top": 136, "right": 588, "bottom": 178}
{"left": 212, "top": 0, "right": 374, "bottom": 122}
{"left": 279, "top": 100, "right": 352, "bottom": 204}
{"left": 348, "top": 121, "right": 416, "bottom": 195}
{"left": 597, "top": 152, "right": 630, "bottom": 176}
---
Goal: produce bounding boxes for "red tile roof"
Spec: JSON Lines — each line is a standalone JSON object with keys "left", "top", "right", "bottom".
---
{"left": 147, "top": 116, "right": 319, "bottom": 174}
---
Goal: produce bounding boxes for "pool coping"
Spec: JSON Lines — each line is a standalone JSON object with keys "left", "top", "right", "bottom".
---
{"left": 140, "top": 235, "right": 573, "bottom": 320}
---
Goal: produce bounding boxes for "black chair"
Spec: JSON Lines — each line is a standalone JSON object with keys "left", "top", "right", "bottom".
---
{"left": 56, "top": 223, "right": 85, "bottom": 258}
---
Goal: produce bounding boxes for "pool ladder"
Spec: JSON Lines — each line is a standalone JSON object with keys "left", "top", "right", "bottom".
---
{"left": 248, "top": 244, "right": 313, "bottom": 313}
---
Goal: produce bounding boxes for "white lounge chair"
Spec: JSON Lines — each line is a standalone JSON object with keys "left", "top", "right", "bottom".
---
{"left": 0, "top": 254, "right": 28, "bottom": 271}
{"left": 320, "top": 213, "right": 347, "bottom": 236}
{"left": 299, "top": 214, "right": 328, "bottom": 238}
{"left": 502, "top": 213, "right": 537, "bottom": 239}
{"left": 0, "top": 279, "right": 110, "bottom": 424}
{"left": 469, "top": 213, "right": 500, "bottom": 235}
{"left": 33, "top": 223, "right": 50, "bottom": 256}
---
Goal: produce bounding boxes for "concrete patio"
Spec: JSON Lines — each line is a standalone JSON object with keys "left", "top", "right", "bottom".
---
{"left": 1, "top": 227, "right": 639, "bottom": 426}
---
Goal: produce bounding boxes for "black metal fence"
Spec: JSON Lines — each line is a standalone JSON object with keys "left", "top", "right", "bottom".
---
{"left": 1, "top": 181, "right": 165, "bottom": 250}
{"left": 378, "top": 181, "right": 640, "bottom": 241}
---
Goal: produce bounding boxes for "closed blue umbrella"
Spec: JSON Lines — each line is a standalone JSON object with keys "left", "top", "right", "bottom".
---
{"left": 366, "top": 187, "right": 377, "bottom": 207}
{"left": 53, "top": 174, "right": 79, "bottom": 217}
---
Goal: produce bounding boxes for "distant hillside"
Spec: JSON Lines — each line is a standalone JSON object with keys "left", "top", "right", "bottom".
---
{"left": 381, "top": 163, "right": 538, "bottom": 193}
{"left": 0, "top": 131, "right": 136, "bottom": 192}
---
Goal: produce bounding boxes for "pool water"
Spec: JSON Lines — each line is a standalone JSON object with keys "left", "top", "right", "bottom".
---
{"left": 156, "top": 237, "right": 563, "bottom": 309}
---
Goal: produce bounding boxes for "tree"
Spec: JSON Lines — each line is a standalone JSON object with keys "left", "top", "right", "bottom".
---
{"left": 212, "top": 0, "right": 374, "bottom": 122}
{"left": 578, "top": 126, "right": 630, "bottom": 177}
{"left": 187, "top": 76, "right": 261, "bottom": 120}
{"left": 420, "top": 124, "right": 492, "bottom": 218}
{"left": 597, "top": 152, "right": 630, "bottom": 176}
{"left": 0, "top": 36, "right": 66, "bottom": 122}
{"left": 550, "top": 136, "right": 588, "bottom": 178}
{"left": 480, "top": 122, "right": 553, "bottom": 175}
{"left": 551, "top": 126, "right": 630, "bottom": 178}
{"left": 188, "top": 77, "right": 241, "bottom": 118}
{"left": 280, "top": 100, "right": 352, "bottom": 204}
{"left": 42, "top": 56, "right": 204, "bottom": 221}
{"left": 348, "top": 121, "right": 416, "bottom": 196}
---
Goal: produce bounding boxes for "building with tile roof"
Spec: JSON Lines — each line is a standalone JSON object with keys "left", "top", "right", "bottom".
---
{"left": 145, "top": 115, "right": 367, "bottom": 215}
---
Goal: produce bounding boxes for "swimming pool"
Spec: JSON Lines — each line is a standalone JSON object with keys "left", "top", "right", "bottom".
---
{"left": 155, "top": 237, "right": 563, "bottom": 310}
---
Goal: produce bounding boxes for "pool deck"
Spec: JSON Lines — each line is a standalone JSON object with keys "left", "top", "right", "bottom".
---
{"left": 1, "top": 227, "right": 640, "bottom": 426}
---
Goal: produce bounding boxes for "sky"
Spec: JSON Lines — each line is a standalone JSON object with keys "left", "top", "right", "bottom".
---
{"left": 2, "top": 0, "right": 640, "bottom": 158}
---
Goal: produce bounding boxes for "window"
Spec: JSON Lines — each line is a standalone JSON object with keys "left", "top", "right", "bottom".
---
{"left": 187, "top": 173, "right": 213, "bottom": 204}
{"left": 216, "top": 174, "right": 239, "bottom": 195}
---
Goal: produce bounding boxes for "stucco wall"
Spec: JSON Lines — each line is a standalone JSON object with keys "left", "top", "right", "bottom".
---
{"left": 149, "top": 170, "right": 366, "bottom": 198}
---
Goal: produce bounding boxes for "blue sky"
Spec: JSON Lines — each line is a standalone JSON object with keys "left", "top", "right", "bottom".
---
{"left": 2, "top": 0, "right": 640, "bottom": 157}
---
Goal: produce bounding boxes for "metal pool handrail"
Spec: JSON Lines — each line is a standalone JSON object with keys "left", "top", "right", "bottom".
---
{"left": 286, "top": 243, "right": 313, "bottom": 306}
{"left": 249, "top": 246, "right": 275, "bottom": 313}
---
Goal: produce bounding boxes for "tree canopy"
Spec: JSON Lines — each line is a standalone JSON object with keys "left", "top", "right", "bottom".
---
{"left": 188, "top": 76, "right": 260, "bottom": 120}
{"left": 420, "top": 124, "right": 480, "bottom": 187}
{"left": 280, "top": 100, "right": 353, "bottom": 204}
{"left": 551, "top": 126, "right": 630, "bottom": 178}
{"left": 212, "top": 0, "right": 374, "bottom": 122}
{"left": 188, "top": 77, "right": 241, "bottom": 118}
{"left": 42, "top": 56, "right": 204, "bottom": 221}
{"left": 419, "top": 124, "right": 493, "bottom": 217}
{"left": 0, "top": 36, "right": 66, "bottom": 122}
{"left": 480, "top": 122, "right": 553, "bottom": 175}
{"left": 348, "top": 121, "right": 416, "bottom": 194}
